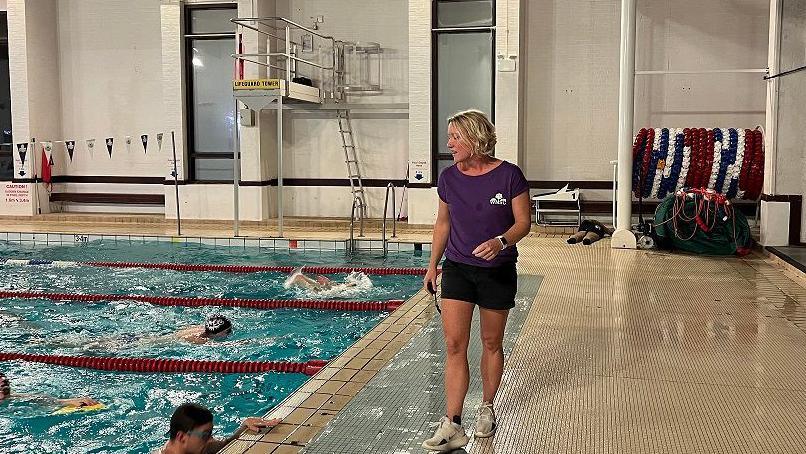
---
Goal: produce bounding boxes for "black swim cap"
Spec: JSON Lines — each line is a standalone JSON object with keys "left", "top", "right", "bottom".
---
{"left": 204, "top": 315, "right": 232, "bottom": 336}
{"left": 0, "top": 372, "right": 10, "bottom": 399}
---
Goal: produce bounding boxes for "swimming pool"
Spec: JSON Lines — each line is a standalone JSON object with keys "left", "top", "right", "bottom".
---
{"left": 0, "top": 239, "right": 427, "bottom": 453}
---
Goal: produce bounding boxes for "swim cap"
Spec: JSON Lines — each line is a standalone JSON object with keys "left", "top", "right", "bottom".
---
{"left": 0, "top": 372, "right": 10, "bottom": 399}
{"left": 204, "top": 315, "right": 232, "bottom": 337}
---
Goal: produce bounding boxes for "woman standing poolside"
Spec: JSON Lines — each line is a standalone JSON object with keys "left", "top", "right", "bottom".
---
{"left": 422, "top": 110, "right": 531, "bottom": 451}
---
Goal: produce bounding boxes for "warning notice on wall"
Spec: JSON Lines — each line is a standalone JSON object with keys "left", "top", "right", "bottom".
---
{"left": 410, "top": 160, "right": 428, "bottom": 182}
{"left": 233, "top": 79, "right": 281, "bottom": 90}
{"left": 3, "top": 183, "right": 31, "bottom": 204}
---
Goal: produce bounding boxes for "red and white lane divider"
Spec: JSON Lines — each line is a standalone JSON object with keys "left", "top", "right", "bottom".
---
{"left": 87, "top": 262, "right": 429, "bottom": 276}
{"left": 0, "top": 352, "right": 328, "bottom": 375}
{"left": 0, "top": 291, "right": 404, "bottom": 312}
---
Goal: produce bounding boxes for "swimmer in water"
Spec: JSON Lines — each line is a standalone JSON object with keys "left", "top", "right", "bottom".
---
{"left": 74, "top": 314, "right": 234, "bottom": 351}
{"left": 284, "top": 267, "right": 367, "bottom": 292}
{"left": 173, "top": 314, "right": 233, "bottom": 345}
{"left": 0, "top": 371, "right": 100, "bottom": 408}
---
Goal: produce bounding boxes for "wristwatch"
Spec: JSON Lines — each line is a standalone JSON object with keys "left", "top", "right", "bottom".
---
{"left": 496, "top": 235, "right": 509, "bottom": 249}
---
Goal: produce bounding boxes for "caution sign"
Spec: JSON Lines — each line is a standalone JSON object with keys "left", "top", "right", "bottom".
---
{"left": 233, "top": 79, "right": 281, "bottom": 90}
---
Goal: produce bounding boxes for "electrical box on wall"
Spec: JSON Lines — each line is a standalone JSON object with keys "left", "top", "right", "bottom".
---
{"left": 497, "top": 56, "right": 517, "bottom": 72}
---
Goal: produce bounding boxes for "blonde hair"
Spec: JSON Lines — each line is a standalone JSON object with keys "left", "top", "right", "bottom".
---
{"left": 447, "top": 110, "right": 497, "bottom": 157}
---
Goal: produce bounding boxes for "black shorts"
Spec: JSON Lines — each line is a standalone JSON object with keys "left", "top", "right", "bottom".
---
{"left": 440, "top": 258, "right": 517, "bottom": 310}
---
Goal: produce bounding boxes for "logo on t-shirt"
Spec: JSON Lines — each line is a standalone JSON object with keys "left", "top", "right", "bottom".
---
{"left": 490, "top": 193, "right": 507, "bottom": 205}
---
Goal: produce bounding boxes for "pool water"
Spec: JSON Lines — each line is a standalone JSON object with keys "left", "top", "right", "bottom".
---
{"left": 0, "top": 240, "right": 428, "bottom": 453}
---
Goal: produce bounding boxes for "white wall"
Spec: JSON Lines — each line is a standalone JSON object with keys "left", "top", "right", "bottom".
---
{"left": 282, "top": 0, "right": 410, "bottom": 219}
{"left": 521, "top": 0, "right": 620, "bottom": 183}
{"left": 56, "top": 0, "right": 165, "bottom": 178}
{"left": 776, "top": 0, "right": 806, "bottom": 242}
{"left": 7, "top": 0, "right": 61, "bottom": 215}
{"left": 522, "top": 0, "right": 769, "bottom": 183}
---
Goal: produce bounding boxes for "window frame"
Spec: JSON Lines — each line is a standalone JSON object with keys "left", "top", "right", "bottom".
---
{"left": 431, "top": 0, "right": 496, "bottom": 185}
{"left": 183, "top": 3, "right": 238, "bottom": 183}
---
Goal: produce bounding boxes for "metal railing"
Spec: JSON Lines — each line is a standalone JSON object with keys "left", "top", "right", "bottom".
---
{"left": 231, "top": 17, "right": 343, "bottom": 100}
{"left": 349, "top": 195, "right": 365, "bottom": 254}
{"left": 382, "top": 183, "right": 397, "bottom": 256}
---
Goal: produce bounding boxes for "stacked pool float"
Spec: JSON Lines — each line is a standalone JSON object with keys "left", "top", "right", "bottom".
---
{"left": 631, "top": 127, "right": 763, "bottom": 255}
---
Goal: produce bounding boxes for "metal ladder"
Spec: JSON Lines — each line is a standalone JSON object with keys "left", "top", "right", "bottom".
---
{"left": 337, "top": 109, "right": 366, "bottom": 221}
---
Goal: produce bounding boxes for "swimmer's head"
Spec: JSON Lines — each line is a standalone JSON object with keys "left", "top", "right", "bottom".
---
{"left": 0, "top": 372, "right": 10, "bottom": 400}
{"left": 203, "top": 314, "right": 232, "bottom": 339}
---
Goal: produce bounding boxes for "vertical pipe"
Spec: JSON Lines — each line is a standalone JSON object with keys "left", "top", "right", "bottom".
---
{"left": 285, "top": 25, "right": 292, "bottom": 83}
{"left": 277, "top": 95, "right": 284, "bottom": 237}
{"left": 171, "top": 131, "right": 181, "bottom": 236}
{"left": 611, "top": 160, "right": 618, "bottom": 227}
{"left": 764, "top": 0, "right": 782, "bottom": 196}
{"left": 612, "top": 0, "right": 638, "bottom": 249}
{"left": 233, "top": 100, "right": 241, "bottom": 237}
{"left": 391, "top": 185, "right": 396, "bottom": 238}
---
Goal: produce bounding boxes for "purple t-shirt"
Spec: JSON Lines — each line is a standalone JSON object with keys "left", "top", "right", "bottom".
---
{"left": 437, "top": 161, "right": 529, "bottom": 268}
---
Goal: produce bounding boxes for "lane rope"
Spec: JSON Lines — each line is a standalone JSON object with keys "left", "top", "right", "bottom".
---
{"left": 0, "top": 290, "right": 405, "bottom": 312}
{"left": 0, "top": 352, "right": 328, "bottom": 376}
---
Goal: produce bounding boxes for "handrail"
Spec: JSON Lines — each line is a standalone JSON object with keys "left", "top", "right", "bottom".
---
{"left": 233, "top": 17, "right": 335, "bottom": 41}
{"left": 349, "top": 196, "right": 364, "bottom": 253}
{"left": 231, "top": 16, "right": 342, "bottom": 100}
{"left": 233, "top": 52, "right": 333, "bottom": 71}
{"left": 382, "top": 183, "right": 397, "bottom": 256}
{"left": 764, "top": 64, "right": 806, "bottom": 80}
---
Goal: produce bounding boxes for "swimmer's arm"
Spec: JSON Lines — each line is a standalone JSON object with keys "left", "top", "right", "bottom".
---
{"left": 204, "top": 418, "right": 282, "bottom": 453}
{"left": 11, "top": 393, "right": 58, "bottom": 404}
{"left": 56, "top": 397, "right": 100, "bottom": 406}
{"left": 12, "top": 393, "right": 64, "bottom": 406}
{"left": 14, "top": 394, "right": 99, "bottom": 407}
{"left": 174, "top": 326, "right": 206, "bottom": 344}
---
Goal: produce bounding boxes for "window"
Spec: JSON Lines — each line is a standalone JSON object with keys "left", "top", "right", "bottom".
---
{"left": 432, "top": 0, "right": 495, "bottom": 183}
{"left": 184, "top": 5, "right": 237, "bottom": 182}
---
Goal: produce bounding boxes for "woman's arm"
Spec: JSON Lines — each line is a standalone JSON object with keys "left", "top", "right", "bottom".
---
{"left": 424, "top": 200, "right": 451, "bottom": 290}
{"left": 500, "top": 192, "right": 532, "bottom": 245}
{"left": 472, "top": 192, "right": 531, "bottom": 261}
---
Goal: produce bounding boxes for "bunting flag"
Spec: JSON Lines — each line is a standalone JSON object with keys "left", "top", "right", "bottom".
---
{"left": 86, "top": 138, "right": 96, "bottom": 153}
{"left": 17, "top": 143, "right": 27, "bottom": 167}
{"left": 157, "top": 133, "right": 164, "bottom": 152}
{"left": 106, "top": 138, "right": 114, "bottom": 157}
{"left": 125, "top": 136, "right": 132, "bottom": 153}
{"left": 16, "top": 143, "right": 28, "bottom": 177}
{"left": 41, "top": 145, "right": 52, "bottom": 191}
{"left": 141, "top": 134, "right": 148, "bottom": 153}
{"left": 66, "top": 141, "right": 76, "bottom": 162}
{"left": 43, "top": 142, "right": 53, "bottom": 163}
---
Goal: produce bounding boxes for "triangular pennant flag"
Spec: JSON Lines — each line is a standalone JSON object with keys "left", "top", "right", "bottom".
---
{"left": 106, "top": 137, "right": 114, "bottom": 157}
{"left": 141, "top": 134, "right": 148, "bottom": 153}
{"left": 66, "top": 141, "right": 76, "bottom": 162}
{"left": 86, "top": 138, "right": 96, "bottom": 152}
{"left": 42, "top": 142, "right": 54, "bottom": 167}
{"left": 17, "top": 143, "right": 28, "bottom": 166}
{"left": 41, "top": 145, "right": 51, "bottom": 189}
{"left": 125, "top": 136, "right": 132, "bottom": 153}
{"left": 157, "top": 133, "right": 164, "bottom": 152}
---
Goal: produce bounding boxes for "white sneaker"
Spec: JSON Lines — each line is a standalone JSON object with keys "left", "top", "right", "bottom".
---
{"left": 422, "top": 416, "right": 469, "bottom": 451}
{"left": 474, "top": 402, "right": 497, "bottom": 438}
